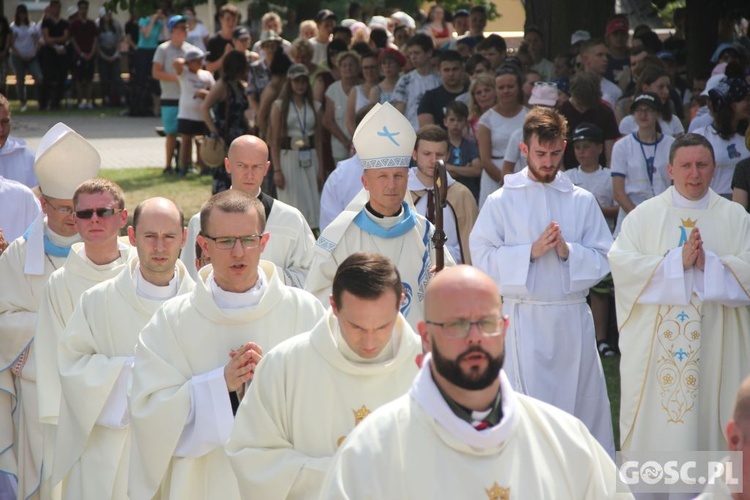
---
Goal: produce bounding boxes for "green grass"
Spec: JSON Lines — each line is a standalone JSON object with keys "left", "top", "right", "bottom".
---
{"left": 100, "top": 168, "right": 213, "bottom": 224}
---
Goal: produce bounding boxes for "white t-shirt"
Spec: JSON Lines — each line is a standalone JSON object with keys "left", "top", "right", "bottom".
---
{"left": 11, "top": 23, "right": 39, "bottom": 58}
{"left": 153, "top": 41, "right": 198, "bottom": 100}
{"left": 177, "top": 68, "right": 215, "bottom": 121}
{"left": 476, "top": 106, "right": 528, "bottom": 207}
{"left": 688, "top": 107, "right": 712, "bottom": 132}
{"left": 186, "top": 22, "right": 210, "bottom": 51}
{"left": 478, "top": 107, "right": 527, "bottom": 159}
{"left": 503, "top": 128, "right": 526, "bottom": 174}
{"left": 324, "top": 81, "right": 351, "bottom": 159}
{"left": 310, "top": 39, "right": 329, "bottom": 66}
{"left": 619, "top": 114, "right": 685, "bottom": 137}
{"left": 692, "top": 124, "right": 750, "bottom": 196}
{"left": 564, "top": 166, "right": 616, "bottom": 209}
{"left": 610, "top": 133, "right": 674, "bottom": 202}
{"left": 392, "top": 70, "right": 442, "bottom": 130}
{"left": 600, "top": 78, "right": 622, "bottom": 109}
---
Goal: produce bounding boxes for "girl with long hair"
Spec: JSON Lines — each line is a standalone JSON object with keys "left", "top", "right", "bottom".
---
{"left": 270, "top": 64, "right": 324, "bottom": 229}
{"left": 201, "top": 50, "right": 250, "bottom": 193}
{"left": 695, "top": 63, "right": 750, "bottom": 199}
{"left": 476, "top": 66, "right": 526, "bottom": 207}
{"left": 425, "top": 5, "right": 453, "bottom": 48}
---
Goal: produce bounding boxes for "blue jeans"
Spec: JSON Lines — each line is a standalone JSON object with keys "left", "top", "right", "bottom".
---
{"left": 11, "top": 54, "right": 42, "bottom": 104}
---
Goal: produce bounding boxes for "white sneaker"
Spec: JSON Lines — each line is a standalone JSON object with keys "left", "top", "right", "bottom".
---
{"left": 20, "top": 104, "right": 28, "bottom": 112}
{"left": 77, "top": 101, "right": 86, "bottom": 110}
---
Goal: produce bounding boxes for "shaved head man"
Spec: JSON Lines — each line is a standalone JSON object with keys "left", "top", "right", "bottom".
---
{"left": 55, "top": 197, "right": 194, "bottom": 499}
{"left": 320, "top": 265, "right": 628, "bottom": 499}
{"left": 181, "top": 135, "right": 315, "bottom": 288}
{"left": 128, "top": 197, "right": 187, "bottom": 285}
{"left": 225, "top": 135, "right": 269, "bottom": 195}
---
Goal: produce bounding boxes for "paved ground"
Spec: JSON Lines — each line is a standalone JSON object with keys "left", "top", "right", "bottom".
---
{"left": 11, "top": 112, "right": 166, "bottom": 169}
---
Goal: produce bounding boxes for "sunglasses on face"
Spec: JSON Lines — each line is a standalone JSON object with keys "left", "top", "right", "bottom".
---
{"left": 75, "top": 208, "right": 123, "bottom": 219}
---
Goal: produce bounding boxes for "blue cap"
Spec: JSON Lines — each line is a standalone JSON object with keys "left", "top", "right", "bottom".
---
{"left": 168, "top": 15, "right": 188, "bottom": 30}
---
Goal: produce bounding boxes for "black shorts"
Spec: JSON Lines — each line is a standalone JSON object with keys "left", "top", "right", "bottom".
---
{"left": 177, "top": 119, "right": 207, "bottom": 136}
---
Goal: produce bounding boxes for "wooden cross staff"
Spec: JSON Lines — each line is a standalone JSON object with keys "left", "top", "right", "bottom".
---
{"left": 432, "top": 159, "right": 449, "bottom": 272}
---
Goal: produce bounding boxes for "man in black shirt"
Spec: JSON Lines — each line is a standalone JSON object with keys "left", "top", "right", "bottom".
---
{"left": 205, "top": 4, "right": 239, "bottom": 75}
{"left": 417, "top": 50, "right": 468, "bottom": 129}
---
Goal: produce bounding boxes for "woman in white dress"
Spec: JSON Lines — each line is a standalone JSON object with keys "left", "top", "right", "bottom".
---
{"left": 476, "top": 66, "right": 527, "bottom": 207}
{"left": 270, "top": 63, "right": 323, "bottom": 228}
{"left": 324, "top": 51, "right": 361, "bottom": 167}
{"left": 346, "top": 51, "right": 380, "bottom": 135}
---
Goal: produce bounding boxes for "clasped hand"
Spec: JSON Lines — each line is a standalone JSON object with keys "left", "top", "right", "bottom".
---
{"left": 682, "top": 227, "right": 706, "bottom": 271}
{"left": 224, "top": 342, "right": 263, "bottom": 392}
{"left": 531, "top": 222, "right": 569, "bottom": 261}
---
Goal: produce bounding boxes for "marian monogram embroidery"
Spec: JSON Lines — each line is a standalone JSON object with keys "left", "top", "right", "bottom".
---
{"left": 654, "top": 301, "right": 702, "bottom": 423}
{"left": 337, "top": 405, "right": 372, "bottom": 447}
{"left": 485, "top": 482, "right": 510, "bottom": 500}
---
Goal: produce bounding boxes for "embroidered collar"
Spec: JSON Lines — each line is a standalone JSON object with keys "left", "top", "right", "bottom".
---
{"left": 353, "top": 201, "right": 416, "bottom": 238}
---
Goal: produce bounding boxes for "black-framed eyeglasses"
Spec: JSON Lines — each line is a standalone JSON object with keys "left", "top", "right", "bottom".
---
{"left": 74, "top": 208, "right": 123, "bottom": 219}
{"left": 425, "top": 317, "right": 505, "bottom": 339}
{"left": 203, "top": 234, "right": 265, "bottom": 250}
{"left": 43, "top": 196, "right": 75, "bottom": 215}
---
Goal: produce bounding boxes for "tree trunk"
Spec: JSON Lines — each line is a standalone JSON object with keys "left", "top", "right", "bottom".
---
{"left": 685, "top": 0, "right": 718, "bottom": 80}
{"left": 525, "top": 0, "right": 615, "bottom": 58}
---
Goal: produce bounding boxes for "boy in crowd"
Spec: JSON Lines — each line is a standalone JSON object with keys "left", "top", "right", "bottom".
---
{"left": 443, "top": 101, "right": 481, "bottom": 202}
{"left": 417, "top": 50, "right": 468, "bottom": 128}
{"left": 392, "top": 33, "right": 441, "bottom": 129}
{"left": 173, "top": 48, "right": 215, "bottom": 176}
{"left": 564, "top": 122, "right": 618, "bottom": 358}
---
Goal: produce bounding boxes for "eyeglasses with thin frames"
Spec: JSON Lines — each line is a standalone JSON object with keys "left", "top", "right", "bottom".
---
{"left": 424, "top": 317, "right": 505, "bottom": 339}
{"left": 43, "top": 196, "right": 75, "bottom": 215}
{"left": 203, "top": 234, "right": 265, "bottom": 250}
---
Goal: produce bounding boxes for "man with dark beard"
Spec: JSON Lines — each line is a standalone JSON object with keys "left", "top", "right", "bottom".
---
{"left": 470, "top": 106, "right": 616, "bottom": 457}
{"left": 319, "top": 266, "right": 630, "bottom": 500}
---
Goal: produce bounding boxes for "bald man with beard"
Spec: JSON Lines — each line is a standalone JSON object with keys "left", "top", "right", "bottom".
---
{"left": 320, "top": 266, "right": 630, "bottom": 499}
{"left": 51, "top": 198, "right": 195, "bottom": 500}
{"left": 181, "top": 135, "right": 315, "bottom": 288}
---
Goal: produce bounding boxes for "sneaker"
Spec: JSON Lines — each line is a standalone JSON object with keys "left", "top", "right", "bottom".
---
{"left": 20, "top": 104, "right": 28, "bottom": 112}
{"left": 162, "top": 166, "right": 174, "bottom": 175}
{"left": 597, "top": 341, "right": 616, "bottom": 357}
{"left": 77, "top": 101, "right": 86, "bottom": 110}
{"left": 86, "top": 102, "right": 94, "bottom": 109}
